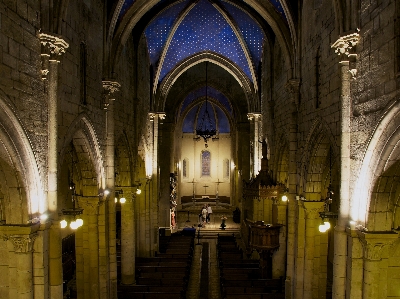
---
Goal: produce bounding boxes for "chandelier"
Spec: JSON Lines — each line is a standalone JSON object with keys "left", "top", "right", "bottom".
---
{"left": 195, "top": 61, "right": 216, "bottom": 143}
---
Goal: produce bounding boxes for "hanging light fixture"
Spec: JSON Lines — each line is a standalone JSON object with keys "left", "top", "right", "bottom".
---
{"left": 61, "top": 150, "right": 83, "bottom": 229}
{"left": 319, "top": 146, "right": 338, "bottom": 232}
{"left": 195, "top": 61, "right": 216, "bottom": 143}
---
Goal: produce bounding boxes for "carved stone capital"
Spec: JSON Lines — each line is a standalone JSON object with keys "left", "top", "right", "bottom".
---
{"left": 39, "top": 33, "right": 69, "bottom": 56}
{"left": 357, "top": 231, "right": 399, "bottom": 261}
{"left": 247, "top": 113, "right": 262, "bottom": 121}
{"left": 102, "top": 81, "right": 121, "bottom": 95}
{"left": 102, "top": 81, "right": 121, "bottom": 110}
{"left": 148, "top": 112, "right": 166, "bottom": 122}
{"left": 285, "top": 79, "right": 301, "bottom": 108}
{"left": 301, "top": 201, "right": 325, "bottom": 219}
{"left": 39, "top": 33, "right": 69, "bottom": 80}
{"left": 4, "top": 234, "right": 37, "bottom": 253}
{"left": 285, "top": 79, "right": 300, "bottom": 95}
{"left": 331, "top": 32, "right": 360, "bottom": 57}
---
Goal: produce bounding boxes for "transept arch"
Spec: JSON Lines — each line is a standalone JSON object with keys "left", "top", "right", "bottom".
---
{"left": 0, "top": 91, "right": 44, "bottom": 222}
{"left": 300, "top": 117, "right": 339, "bottom": 200}
{"left": 352, "top": 100, "right": 400, "bottom": 228}
{"left": 60, "top": 113, "right": 105, "bottom": 189}
{"left": 158, "top": 53, "right": 256, "bottom": 113}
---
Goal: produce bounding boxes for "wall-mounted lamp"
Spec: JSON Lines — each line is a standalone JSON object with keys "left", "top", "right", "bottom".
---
{"left": 281, "top": 187, "right": 289, "bottom": 202}
{"left": 318, "top": 185, "right": 338, "bottom": 232}
{"left": 61, "top": 154, "right": 84, "bottom": 229}
{"left": 115, "top": 189, "right": 126, "bottom": 204}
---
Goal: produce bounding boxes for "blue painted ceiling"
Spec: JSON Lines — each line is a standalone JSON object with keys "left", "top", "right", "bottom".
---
{"left": 142, "top": 0, "right": 269, "bottom": 84}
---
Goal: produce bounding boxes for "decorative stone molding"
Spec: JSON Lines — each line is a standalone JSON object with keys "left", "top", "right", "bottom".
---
{"left": 102, "top": 81, "right": 121, "bottom": 110}
{"left": 39, "top": 33, "right": 69, "bottom": 80}
{"left": 331, "top": 32, "right": 360, "bottom": 57}
{"left": 4, "top": 234, "right": 38, "bottom": 253}
{"left": 357, "top": 231, "right": 399, "bottom": 261}
{"left": 301, "top": 201, "right": 325, "bottom": 219}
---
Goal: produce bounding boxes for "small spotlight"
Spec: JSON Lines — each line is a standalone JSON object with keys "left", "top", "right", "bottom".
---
{"left": 136, "top": 189, "right": 142, "bottom": 195}
{"left": 60, "top": 220, "right": 67, "bottom": 229}
{"left": 76, "top": 218, "right": 83, "bottom": 227}
{"left": 70, "top": 220, "right": 78, "bottom": 229}
{"left": 40, "top": 214, "right": 48, "bottom": 221}
{"left": 281, "top": 195, "right": 288, "bottom": 202}
{"left": 119, "top": 197, "right": 126, "bottom": 204}
{"left": 104, "top": 189, "right": 110, "bottom": 196}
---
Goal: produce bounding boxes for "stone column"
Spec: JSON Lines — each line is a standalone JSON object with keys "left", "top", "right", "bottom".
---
{"left": 149, "top": 112, "right": 165, "bottom": 254}
{"left": 346, "top": 227, "right": 363, "bottom": 299}
{"left": 357, "top": 231, "right": 399, "bottom": 299}
{"left": 294, "top": 199, "right": 306, "bottom": 299}
{"left": 302, "top": 201, "right": 324, "bottom": 299}
{"left": 102, "top": 80, "right": 121, "bottom": 299}
{"left": 159, "top": 122, "right": 174, "bottom": 227}
{"left": 1, "top": 227, "right": 38, "bottom": 299}
{"left": 39, "top": 33, "right": 69, "bottom": 299}
{"left": 285, "top": 79, "right": 300, "bottom": 299}
{"left": 247, "top": 113, "right": 262, "bottom": 178}
{"left": 272, "top": 198, "right": 287, "bottom": 279}
{"left": 121, "top": 188, "right": 135, "bottom": 285}
{"left": 76, "top": 199, "right": 100, "bottom": 299}
{"left": 331, "top": 32, "right": 360, "bottom": 299}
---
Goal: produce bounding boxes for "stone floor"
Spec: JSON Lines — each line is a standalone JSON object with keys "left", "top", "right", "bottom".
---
{"left": 177, "top": 206, "right": 241, "bottom": 299}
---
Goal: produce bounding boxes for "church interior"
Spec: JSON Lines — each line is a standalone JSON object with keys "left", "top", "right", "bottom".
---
{"left": 0, "top": 0, "right": 399, "bottom": 298}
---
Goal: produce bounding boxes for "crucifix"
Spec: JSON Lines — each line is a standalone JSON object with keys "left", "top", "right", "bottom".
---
{"left": 189, "top": 179, "right": 196, "bottom": 200}
{"left": 214, "top": 179, "right": 223, "bottom": 196}
{"left": 203, "top": 184, "right": 209, "bottom": 194}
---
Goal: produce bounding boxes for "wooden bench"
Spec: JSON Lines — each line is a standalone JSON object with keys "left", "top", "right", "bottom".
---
{"left": 117, "top": 291, "right": 184, "bottom": 299}
{"left": 222, "top": 293, "right": 285, "bottom": 299}
{"left": 138, "top": 272, "right": 187, "bottom": 279}
{"left": 136, "top": 265, "right": 190, "bottom": 274}
{"left": 135, "top": 277, "right": 187, "bottom": 286}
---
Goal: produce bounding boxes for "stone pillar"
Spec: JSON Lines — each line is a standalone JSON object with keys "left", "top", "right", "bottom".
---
{"left": 159, "top": 122, "right": 174, "bottom": 227}
{"left": 272, "top": 198, "right": 287, "bottom": 279}
{"left": 103, "top": 80, "right": 121, "bottom": 299}
{"left": 76, "top": 199, "right": 100, "bottom": 299}
{"left": 357, "top": 231, "right": 399, "bottom": 299}
{"left": 149, "top": 112, "right": 165, "bottom": 254}
{"left": 331, "top": 32, "right": 360, "bottom": 299}
{"left": 294, "top": 200, "right": 306, "bottom": 299}
{"left": 39, "top": 33, "right": 69, "bottom": 299}
{"left": 247, "top": 113, "right": 262, "bottom": 178}
{"left": 121, "top": 188, "right": 135, "bottom": 285}
{"left": 0, "top": 224, "right": 39, "bottom": 299}
{"left": 346, "top": 227, "right": 363, "bottom": 299}
{"left": 285, "top": 79, "right": 300, "bottom": 299}
{"left": 302, "top": 201, "right": 324, "bottom": 299}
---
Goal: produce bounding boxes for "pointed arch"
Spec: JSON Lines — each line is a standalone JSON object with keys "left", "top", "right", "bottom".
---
{"left": 158, "top": 52, "right": 256, "bottom": 112}
{"left": 0, "top": 89, "right": 45, "bottom": 220}
{"left": 352, "top": 100, "right": 400, "bottom": 226}
{"left": 60, "top": 113, "right": 106, "bottom": 189}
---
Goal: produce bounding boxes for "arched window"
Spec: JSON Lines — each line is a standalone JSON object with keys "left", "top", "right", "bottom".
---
{"left": 80, "top": 42, "right": 87, "bottom": 105}
{"left": 201, "top": 151, "right": 211, "bottom": 176}
{"left": 183, "top": 158, "right": 188, "bottom": 178}
{"left": 223, "top": 159, "right": 230, "bottom": 179}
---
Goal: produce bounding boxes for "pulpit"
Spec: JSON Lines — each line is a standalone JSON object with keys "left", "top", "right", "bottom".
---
{"left": 247, "top": 220, "right": 282, "bottom": 279}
